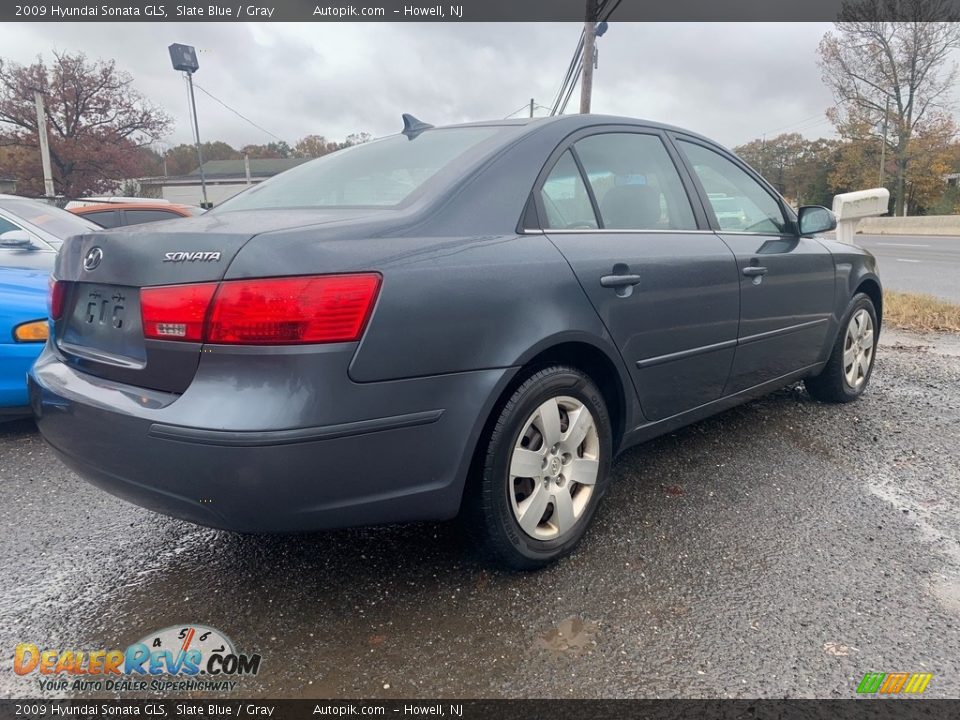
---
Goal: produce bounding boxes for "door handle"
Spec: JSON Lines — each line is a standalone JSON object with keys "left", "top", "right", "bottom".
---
{"left": 600, "top": 273, "right": 642, "bottom": 288}
{"left": 742, "top": 266, "right": 768, "bottom": 277}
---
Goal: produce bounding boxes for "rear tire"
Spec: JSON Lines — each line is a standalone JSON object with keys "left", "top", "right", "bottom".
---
{"left": 805, "top": 292, "right": 878, "bottom": 403}
{"left": 470, "top": 365, "right": 612, "bottom": 570}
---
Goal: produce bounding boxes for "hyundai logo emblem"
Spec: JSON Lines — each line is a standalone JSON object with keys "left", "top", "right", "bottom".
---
{"left": 83, "top": 246, "right": 103, "bottom": 271}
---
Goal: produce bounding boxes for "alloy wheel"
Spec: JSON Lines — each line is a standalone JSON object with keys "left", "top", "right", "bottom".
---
{"left": 843, "top": 308, "right": 874, "bottom": 389}
{"left": 508, "top": 396, "right": 600, "bottom": 541}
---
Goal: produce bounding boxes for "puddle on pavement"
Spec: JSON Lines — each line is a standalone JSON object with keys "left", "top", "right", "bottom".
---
{"left": 535, "top": 615, "right": 598, "bottom": 655}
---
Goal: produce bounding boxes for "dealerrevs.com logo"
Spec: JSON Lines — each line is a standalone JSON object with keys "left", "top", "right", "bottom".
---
{"left": 15, "top": 624, "right": 262, "bottom": 693}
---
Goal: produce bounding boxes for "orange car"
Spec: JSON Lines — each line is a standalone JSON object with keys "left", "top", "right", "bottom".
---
{"left": 69, "top": 202, "right": 202, "bottom": 228}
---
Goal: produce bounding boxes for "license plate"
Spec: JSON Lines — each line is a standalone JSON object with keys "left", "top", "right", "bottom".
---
{"left": 79, "top": 286, "right": 131, "bottom": 331}
{"left": 61, "top": 283, "right": 146, "bottom": 362}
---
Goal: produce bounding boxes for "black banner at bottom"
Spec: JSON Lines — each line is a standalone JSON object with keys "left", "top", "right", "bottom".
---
{"left": 1, "top": 700, "right": 959, "bottom": 720}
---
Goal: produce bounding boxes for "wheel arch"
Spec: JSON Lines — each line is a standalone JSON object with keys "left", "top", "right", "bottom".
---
{"left": 855, "top": 276, "right": 883, "bottom": 326}
{"left": 513, "top": 339, "right": 630, "bottom": 452}
{"left": 456, "top": 334, "right": 635, "bottom": 514}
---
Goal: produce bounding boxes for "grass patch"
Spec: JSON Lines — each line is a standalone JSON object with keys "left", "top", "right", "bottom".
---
{"left": 883, "top": 291, "right": 960, "bottom": 332}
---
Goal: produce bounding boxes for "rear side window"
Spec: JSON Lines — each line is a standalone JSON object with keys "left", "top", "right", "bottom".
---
{"left": 540, "top": 151, "right": 598, "bottom": 229}
{"left": 574, "top": 133, "right": 696, "bottom": 230}
{"left": 81, "top": 210, "right": 121, "bottom": 228}
{"left": 217, "top": 127, "right": 501, "bottom": 211}
{"left": 123, "top": 209, "right": 182, "bottom": 225}
{"left": 678, "top": 140, "right": 788, "bottom": 234}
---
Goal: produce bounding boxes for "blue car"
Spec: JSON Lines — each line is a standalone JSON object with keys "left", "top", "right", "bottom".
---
{"left": 0, "top": 266, "right": 50, "bottom": 417}
{"left": 0, "top": 194, "right": 99, "bottom": 418}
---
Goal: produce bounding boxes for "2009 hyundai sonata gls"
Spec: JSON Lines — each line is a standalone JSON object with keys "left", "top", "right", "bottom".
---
{"left": 30, "top": 114, "right": 881, "bottom": 569}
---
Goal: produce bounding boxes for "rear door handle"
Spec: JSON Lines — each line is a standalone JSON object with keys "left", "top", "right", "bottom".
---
{"left": 742, "top": 266, "right": 768, "bottom": 277}
{"left": 600, "top": 274, "right": 642, "bottom": 288}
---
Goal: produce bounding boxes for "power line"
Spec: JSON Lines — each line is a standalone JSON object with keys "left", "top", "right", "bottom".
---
{"left": 780, "top": 117, "right": 834, "bottom": 136}
{"left": 551, "top": 29, "right": 585, "bottom": 115}
{"left": 503, "top": 102, "right": 534, "bottom": 119}
{"left": 757, "top": 112, "right": 828, "bottom": 138}
{"left": 560, "top": 57, "right": 583, "bottom": 114}
{"left": 191, "top": 81, "right": 285, "bottom": 142}
{"left": 504, "top": 102, "right": 560, "bottom": 119}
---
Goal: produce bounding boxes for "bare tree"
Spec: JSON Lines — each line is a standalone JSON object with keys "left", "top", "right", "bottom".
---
{"left": 818, "top": 7, "right": 960, "bottom": 214}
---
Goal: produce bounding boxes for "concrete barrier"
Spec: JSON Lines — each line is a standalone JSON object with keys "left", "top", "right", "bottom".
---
{"left": 857, "top": 215, "right": 960, "bottom": 236}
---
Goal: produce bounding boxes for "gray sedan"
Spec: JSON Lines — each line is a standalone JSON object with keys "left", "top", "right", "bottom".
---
{"left": 29, "top": 114, "right": 881, "bottom": 569}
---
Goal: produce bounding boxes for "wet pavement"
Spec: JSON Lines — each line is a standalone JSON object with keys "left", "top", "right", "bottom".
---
{"left": 1, "top": 329, "right": 959, "bottom": 699}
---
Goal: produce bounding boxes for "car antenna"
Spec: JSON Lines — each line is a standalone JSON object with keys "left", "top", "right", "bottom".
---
{"left": 401, "top": 113, "right": 433, "bottom": 139}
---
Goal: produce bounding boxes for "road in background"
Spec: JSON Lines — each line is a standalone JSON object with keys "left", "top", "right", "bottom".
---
{"left": 1, "top": 331, "right": 959, "bottom": 698}
{"left": 852, "top": 234, "right": 960, "bottom": 302}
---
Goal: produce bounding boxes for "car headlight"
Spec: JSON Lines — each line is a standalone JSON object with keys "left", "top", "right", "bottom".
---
{"left": 13, "top": 319, "right": 49, "bottom": 343}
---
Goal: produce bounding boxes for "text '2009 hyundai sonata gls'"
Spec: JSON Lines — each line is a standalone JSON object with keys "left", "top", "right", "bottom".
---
{"left": 30, "top": 114, "right": 881, "bottom": 569}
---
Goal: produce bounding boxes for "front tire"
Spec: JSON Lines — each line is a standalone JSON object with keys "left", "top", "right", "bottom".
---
{"left": 805, "top": 292, "right": 878, "bottom": 403}
{"left": 471, "top": 366, "right": 612, "bottom": 570}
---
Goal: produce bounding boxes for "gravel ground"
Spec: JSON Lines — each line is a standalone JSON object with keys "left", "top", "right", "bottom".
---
{"left": 1, "top": 329, "right": 958, "bottom": 699}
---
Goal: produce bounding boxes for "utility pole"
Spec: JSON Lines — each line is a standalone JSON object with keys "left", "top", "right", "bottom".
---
{"left": 579, "top": 0, "right": 598, "bottom": 114}
{"left": 33, "top": 92, "right": 55, "bottom": 200}
{"left": 529, "top": 98, "right": 535, "bottom": 118}
{"left": 879, "top": 96, "right": 889, "bottom": 188}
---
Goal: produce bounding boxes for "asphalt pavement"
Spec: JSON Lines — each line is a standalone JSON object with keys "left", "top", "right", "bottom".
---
{"left": 1, "top": 329, "right": 959, "bottom": 699}
{"left": 853, "top": 234, "right": 960, "bottom": 302}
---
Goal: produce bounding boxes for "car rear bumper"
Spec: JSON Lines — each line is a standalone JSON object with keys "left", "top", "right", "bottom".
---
{"left": 29, "top": 345, "right": 512, "bottom": 532}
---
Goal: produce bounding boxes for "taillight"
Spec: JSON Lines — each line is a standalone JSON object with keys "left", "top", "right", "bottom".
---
{"left": 207, "top": 274, "right": 381, "bottom": 344}
{"left": 49, "top": 279, "right": 65, "bottom": 320}
{"left": 139, "top": 274, "right": 381, "bottom": 345}
{"left": 141, "top": 282, "right": 218, "bottom": 341}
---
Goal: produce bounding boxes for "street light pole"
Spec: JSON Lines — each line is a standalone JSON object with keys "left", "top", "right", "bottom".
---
{"left": 185, "top": 71, "right": 209, "bottom": 208}
{"left": 168, "top": 44, "right": 209, "bottom": 208}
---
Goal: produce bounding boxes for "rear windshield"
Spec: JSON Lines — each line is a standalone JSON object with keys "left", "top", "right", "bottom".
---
{"left": 216, "top": 127, "right": 501, "bottom": 211}
{"left": 2, "top": 198, "right": 99, "bottom": 247}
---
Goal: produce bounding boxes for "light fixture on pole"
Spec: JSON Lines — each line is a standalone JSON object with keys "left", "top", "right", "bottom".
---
{"left": 168, "top": 43, "right": 209, "bottom": 208}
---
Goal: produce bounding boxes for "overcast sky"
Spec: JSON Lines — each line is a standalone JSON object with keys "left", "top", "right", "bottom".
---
{"left": 0, "top": 23, "right": 848, "bottom": 150}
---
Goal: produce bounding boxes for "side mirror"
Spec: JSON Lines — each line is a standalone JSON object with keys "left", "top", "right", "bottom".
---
{"left": 797, "top": 206, "right": 836, "bottom": 235}
{"left": 0, "top": 230, "right": 34, "bottom": 248}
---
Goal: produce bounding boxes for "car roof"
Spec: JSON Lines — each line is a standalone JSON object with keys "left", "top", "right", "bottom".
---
{"left": 435, "top": 114, "right": 716, "bottom": 144}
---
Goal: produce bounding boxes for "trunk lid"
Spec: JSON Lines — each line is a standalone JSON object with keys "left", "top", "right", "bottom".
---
{"left": 52, "top": 209, "right": 377, "bottom": 393}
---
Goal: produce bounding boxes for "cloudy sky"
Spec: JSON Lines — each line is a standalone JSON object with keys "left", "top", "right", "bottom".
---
{"left": 0, "top": 22, "right": 844, "bottom": 151}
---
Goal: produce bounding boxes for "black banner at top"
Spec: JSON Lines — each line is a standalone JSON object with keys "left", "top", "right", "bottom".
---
{"left": 3, "top": 0, "right": 960, "bottom": 22}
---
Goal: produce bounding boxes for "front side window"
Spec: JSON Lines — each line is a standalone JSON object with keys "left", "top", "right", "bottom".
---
{"left": 0, "top": 215, "right": 25, "bottom": 235}
{"left": 574, "top": 133, "right": 696, "bottom": 230}
{"left": 678, "top": 140, "right": 788, "bottom": 234}
{"left": 539, "top": 150, "right": 598, "bottom": 229}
